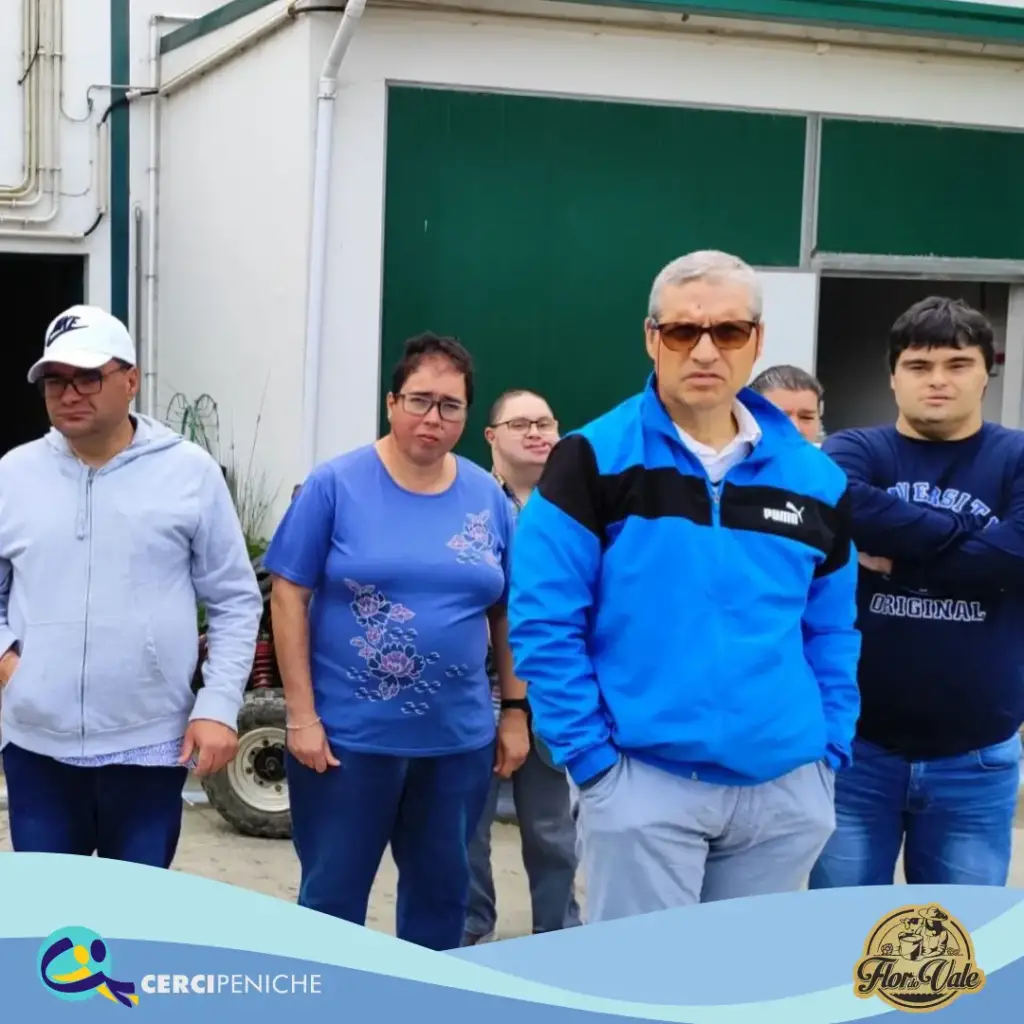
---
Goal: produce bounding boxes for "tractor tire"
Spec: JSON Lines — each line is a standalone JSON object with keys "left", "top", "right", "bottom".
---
{"left": 201, "top": 688, "right": 292, "bottom": 839}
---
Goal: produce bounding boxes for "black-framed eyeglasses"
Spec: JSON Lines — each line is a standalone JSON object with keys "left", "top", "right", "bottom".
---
{"left": 491, "top": 416, "right": 559, "bottom": 436}
{"left": 650, "top": 319, "right": 759, "bottom": 353}
{"left": 37, "top": 365, "right": 126, "bottom": 398}
{"left": 397, "top": 392, "right": 468, "bottom": 422}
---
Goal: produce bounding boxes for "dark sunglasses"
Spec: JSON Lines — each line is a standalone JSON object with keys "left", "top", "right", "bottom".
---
{"left": 651, "top": 319, "right": 759, "bottom": 353}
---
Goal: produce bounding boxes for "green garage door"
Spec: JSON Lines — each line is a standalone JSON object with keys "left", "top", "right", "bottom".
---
{"left": 380, "top": 86, "right": 808, "bottom": 466}
{"left": 817, "top": 117, "right": 1024, "bottom": 260}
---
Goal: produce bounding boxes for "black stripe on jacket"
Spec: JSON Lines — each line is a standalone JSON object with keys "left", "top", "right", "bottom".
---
{"left": 536, "top": 433, "right": 852, "bottom": 578}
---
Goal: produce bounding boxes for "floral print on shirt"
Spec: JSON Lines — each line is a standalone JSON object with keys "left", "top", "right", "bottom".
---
{"left": 345, "top": 578, "right": 443, "bottom": 713}
{"left": 344, "top": 507, "right": 504, "bottom": 715}
{"left": 446, "top": 510, "right": 501, "bottom": 567}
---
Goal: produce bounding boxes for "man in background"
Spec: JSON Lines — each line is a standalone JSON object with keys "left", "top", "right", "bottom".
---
{"left": 0, "top": 305, "right": 261, "bottom": 866}
{"left": 749, "top": 364, "right": 825, "bottom": 445}
{"left": 463, "top": 389, "right": 581, "bottom": 945}
{"left": 509, "top": 250, "right": 860, "bottom": 922}
{"left": 811, "top": 295, "right": 1024, "bottom": 890}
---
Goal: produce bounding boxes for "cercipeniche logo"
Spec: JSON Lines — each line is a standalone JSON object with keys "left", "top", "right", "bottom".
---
{"left": 38, "top": 927, "right": 139, "bottom": 1007}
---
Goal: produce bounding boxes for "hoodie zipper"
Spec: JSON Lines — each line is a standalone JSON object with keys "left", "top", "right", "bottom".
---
{"left": 80, "top": 468, "right": 95, "bottom": 754}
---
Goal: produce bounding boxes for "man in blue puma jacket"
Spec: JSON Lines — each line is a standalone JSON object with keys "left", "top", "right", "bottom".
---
{"left": 508, "top": 250, "right": 861, "bottom": 922}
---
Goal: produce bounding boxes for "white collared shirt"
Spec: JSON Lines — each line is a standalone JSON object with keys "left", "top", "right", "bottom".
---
{"left": 674, "top": 400, "right": 762, "bottom": 485}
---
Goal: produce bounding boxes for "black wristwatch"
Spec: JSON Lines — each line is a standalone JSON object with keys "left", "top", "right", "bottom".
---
{"left": 500, "top": 698, "right": 529, "bottom": 713}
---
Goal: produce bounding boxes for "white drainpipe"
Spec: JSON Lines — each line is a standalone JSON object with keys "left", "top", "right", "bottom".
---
{"left": 144, "top": 15, "right": 163, "bottom": 417}
{"left": 300, "top": 0, "right": 368, "bottom": 476}
{"left": 140, "top": 13, "right": 196, "bottom": 418}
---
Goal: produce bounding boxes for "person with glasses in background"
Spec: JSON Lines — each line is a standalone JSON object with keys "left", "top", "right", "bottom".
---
{"left": 749, "top": 364, "right": 825, "bottom": 445}
{"left": 462, "top": 389, "right": 581, "bottom": 946}
{"left": 508, "top": 251, "right": 860, "bottom": 922}
{"left": 0, "top": 305, "right": 261, "bottom": 866}
{"left": 265, "top": 332, "right": 530, "bottom": 951}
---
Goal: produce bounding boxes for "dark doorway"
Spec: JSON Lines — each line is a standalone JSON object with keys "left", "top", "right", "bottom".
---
{"left": 0, "top": 253, "right": 85, "bottom": 455}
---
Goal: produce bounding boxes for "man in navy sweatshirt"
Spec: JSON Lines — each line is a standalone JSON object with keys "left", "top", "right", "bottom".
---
{"left": 508, "top": 250, "right": 861, "bottom": 922}
{"left": 810, "top": 295, "right": 1024, "bottom": 890}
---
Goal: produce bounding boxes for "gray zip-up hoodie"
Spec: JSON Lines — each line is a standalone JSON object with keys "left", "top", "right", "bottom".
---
{"left": 0, "top": 415, "right": 263, "bottom": 759}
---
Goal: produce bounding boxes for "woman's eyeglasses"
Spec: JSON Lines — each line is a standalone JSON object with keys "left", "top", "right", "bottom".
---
{"left": 491, "top": 417, "right": 559, "bottom": 436}
{"left": 397, "top": 393, "right": 468, "bottom": 422}
{"left": 651, "top": 319, "right": 759, "bottom": 353}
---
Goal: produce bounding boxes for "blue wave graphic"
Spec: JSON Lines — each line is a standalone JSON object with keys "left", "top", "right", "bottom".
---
{"left": 454, "top": 885, "right": 1023, "bottom": 1004}
{"left": 2, "top": 854, "right": 1024, "bottom": 1022}
{"left": 5, "top": 934, "right": 1024, "bottom": 1024}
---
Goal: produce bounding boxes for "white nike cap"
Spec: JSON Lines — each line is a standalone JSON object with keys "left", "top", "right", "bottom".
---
{"left": 28, "top": 304, "right": 136, "bottom": 384}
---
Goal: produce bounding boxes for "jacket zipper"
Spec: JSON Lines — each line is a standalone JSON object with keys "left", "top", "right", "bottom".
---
{"left": 80, "top": 469, "right": 95, "bottom": 754}
{"left": 708, "top": 480, "right": 721, "bottom": 523}
{"left": 671, "top": 425, "right": 761, "bottom": 707}
{"left": 703, "top": 471, "right": 738, "bottom": 781}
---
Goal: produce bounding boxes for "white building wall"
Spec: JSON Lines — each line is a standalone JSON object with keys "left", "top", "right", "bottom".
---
{"left": 311, "top": 8, "right": 1024, "bottom": 476}
{"left": 126, "top": 1, "right": 254, "bottom": 347}
{"left": 5, "top": 1, "right": 1021, "bottom": 529}
{"left": 132, "top": 3, "right": 1024, "bottom": 532}
{"left": 0, "top": 0, "right": 113, "bottom": 304}
{"left": 0, "top": 0, "right": 234, "bottom": 340}
{"left": 1, "top": 0, "right": 310, "bottom": 525}
{"left": 146, "top": 13, "right": 315, "bottom": 527}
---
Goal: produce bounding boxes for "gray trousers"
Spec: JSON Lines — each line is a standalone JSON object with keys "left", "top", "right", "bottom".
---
{"left": 572, "top": 755, "right": 836, "bottom": 923}
{"left": 465, "top": 743, "right": 581, "bottom": 938}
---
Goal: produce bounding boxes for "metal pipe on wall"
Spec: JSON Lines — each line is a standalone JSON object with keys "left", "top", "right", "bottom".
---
{"left": 4, "top": 0, "right": 122, "bottom": 219}
{"left": 131, "top": 203, "right": 145, "bottom": 415}
{"left": 144, "top": 15, "right": 162, "bottom": 418}
{"left": 142, "top": 13, "right": 196, "bottom": 418}
{"left": 0, "top": 0, "right": 45, "bottom": 203}
{"left": 0, "top": 111, "right": 106, "bottom": 239}
{"left": 133, "top": 202, "right": 144, "bottom": 389}
{"left": 300, "top": 0, "right": 369, "bottom": 476}
{"left": 0, "top": 0, "right": 62, "bottom": 227}
{"left": 0, "top": 0, "right": 85, "bottom": 233}
{"left": 0, "top": 8, "right": 174, "bottom": 244}
{"left": 3, "top": 0, "right": 67, "bottom": 210}
{"left": 146, "top": 3, "right": 318, "bottom": 420}
{"left": 158, "top": 6, "right": 302, "bottom": 99}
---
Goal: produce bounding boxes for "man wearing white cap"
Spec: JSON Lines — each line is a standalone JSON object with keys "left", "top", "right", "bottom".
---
{"left": 0, "top": 305, "right": 262, "bottom": 866}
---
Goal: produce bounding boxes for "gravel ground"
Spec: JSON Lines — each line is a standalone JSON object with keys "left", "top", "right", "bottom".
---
{"left": 2, "top": 785, "right": 1022, "bottom": 939}
{"left": 0, "top": 794, "right": 585, "bottom": 940}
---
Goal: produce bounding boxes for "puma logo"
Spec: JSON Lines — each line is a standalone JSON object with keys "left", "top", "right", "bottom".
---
{"left": 763, "top": 501, "right": 804, "bottom": 527}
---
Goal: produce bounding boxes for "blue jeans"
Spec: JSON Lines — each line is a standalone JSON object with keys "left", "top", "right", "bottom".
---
{"left": 464, "top": 743, "right": 581, "bottom": 940}
{"left": 286, "top": 742, "right": 494, "bottom": 951}
{"left": 2, "top": 742, "right": 187, "bottom": 866}
{"left": 809, "top": 733, "right": 1021, "bottom": 888}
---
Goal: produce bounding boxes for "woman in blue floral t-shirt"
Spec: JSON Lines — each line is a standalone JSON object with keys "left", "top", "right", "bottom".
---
{"left": 266, "top": 333, "right": 529, "bottom": 950}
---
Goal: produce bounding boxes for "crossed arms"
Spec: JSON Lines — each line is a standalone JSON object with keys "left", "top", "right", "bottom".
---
{"left": 822, "top": 430, "right": 1024, "bottom": 593}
